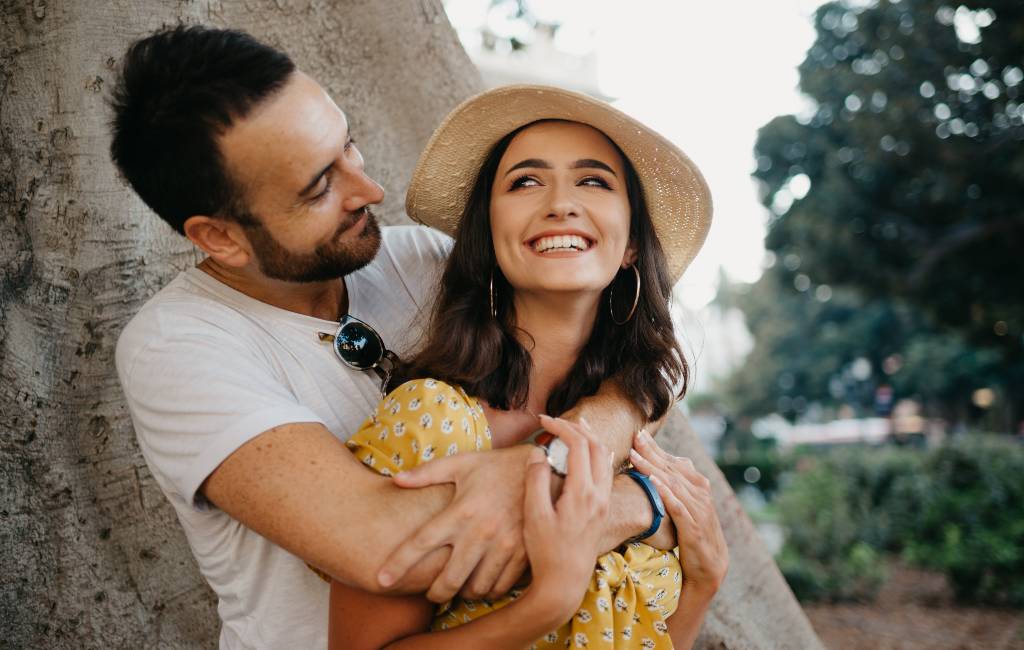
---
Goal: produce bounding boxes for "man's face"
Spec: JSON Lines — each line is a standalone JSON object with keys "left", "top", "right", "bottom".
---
{"left": 217, "top": 72, "right": 385, "bottom": 283}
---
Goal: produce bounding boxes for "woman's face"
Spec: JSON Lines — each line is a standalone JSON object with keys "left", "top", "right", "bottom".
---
{"left": 489, "top": 121, "right": 635, "bottom": 298}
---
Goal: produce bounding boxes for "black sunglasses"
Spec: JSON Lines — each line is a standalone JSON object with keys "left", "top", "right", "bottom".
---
{"left": 318, "top": 315, "right": 397, "bottom": 396}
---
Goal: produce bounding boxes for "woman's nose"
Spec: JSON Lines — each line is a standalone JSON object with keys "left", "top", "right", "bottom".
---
{"left": 545, "top": 183, "right": 579, "bottom": 220}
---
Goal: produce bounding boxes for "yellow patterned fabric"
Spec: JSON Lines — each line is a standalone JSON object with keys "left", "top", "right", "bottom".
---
{"left": 343, "top": 379, "right": 681, "bottom": 649}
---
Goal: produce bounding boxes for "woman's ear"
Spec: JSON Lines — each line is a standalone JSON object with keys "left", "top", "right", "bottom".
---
{"left": 183, "top": 215, "right": 253, "bottom": 268}
{"left": 621, "top": 241, "right": 638, "bottom": 269}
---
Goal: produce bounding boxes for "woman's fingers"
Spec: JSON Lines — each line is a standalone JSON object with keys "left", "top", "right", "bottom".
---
{"left": 650, "top": 473, "right": 699, "bottom": 531}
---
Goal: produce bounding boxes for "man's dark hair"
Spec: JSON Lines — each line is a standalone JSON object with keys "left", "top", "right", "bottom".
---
{"left": 109, "top": 25, "right": 295, "bottom": 234}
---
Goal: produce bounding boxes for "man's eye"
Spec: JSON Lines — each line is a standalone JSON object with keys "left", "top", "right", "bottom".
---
{"left": 312, "top": 176, "right": 333, "bottom": 202}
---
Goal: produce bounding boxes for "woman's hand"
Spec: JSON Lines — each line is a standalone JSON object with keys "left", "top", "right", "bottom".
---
{"left": 521, "top": 414, "right": 614, "bottom": 617}
{"left": 629, "top": 430, "right": 728, "bottom": 600}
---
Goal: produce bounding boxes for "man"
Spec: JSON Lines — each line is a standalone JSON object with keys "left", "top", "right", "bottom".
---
{"left": 110, "top": 25, "right": 665, "bottom": 649}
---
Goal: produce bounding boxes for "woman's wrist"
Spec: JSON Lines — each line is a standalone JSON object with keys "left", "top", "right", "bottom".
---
{"left": 520, "top": 579, "right": 583, "bottom": 629}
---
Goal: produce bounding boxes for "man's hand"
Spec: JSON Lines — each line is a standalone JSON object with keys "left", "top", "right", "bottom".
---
{"left": 377, "top": 445, "right": 535, "bottom": 603}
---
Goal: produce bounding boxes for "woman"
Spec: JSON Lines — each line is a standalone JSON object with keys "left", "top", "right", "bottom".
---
{"left": 327, "top": 85, "right": 727, "bottom": 648}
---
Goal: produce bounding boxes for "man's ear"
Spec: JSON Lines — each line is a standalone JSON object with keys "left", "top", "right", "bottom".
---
{"left": 183, "top": 215, "right": 252, "bottom": 268}
{"left": 621, "top": 241, "right": 638, "bottom": 269}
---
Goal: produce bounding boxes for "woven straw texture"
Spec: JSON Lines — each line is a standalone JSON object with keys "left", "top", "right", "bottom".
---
{"left": 405, "top": 85, "right": 713, "bottom": 282}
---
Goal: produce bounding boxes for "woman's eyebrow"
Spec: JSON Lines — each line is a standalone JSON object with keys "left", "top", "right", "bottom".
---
{"left": 504, "top": 158, "right": 552, "bottom": 176}
{"left": 571, "top": 158, "right": 617, "bottom": 176}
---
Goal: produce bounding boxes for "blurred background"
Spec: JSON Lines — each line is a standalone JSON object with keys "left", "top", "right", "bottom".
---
{"left": 442, "top": 1, "right": 1024, "bottom": 647}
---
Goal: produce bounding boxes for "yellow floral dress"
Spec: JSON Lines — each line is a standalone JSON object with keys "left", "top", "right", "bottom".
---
{"left": 343, "top": 379, "right": 681, "bottom": 649}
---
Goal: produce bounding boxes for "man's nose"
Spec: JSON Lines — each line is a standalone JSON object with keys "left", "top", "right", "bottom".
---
{"left": 342, "top": 166, "right": 385, "bottom": 212}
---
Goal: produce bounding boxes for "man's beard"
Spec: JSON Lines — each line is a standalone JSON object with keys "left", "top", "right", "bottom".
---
{"left": 244, "top": 208, "right": 382, "bottom": 283}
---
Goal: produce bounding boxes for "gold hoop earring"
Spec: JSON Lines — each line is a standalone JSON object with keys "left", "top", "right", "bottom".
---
{"left": 489, "top": 271, "right": 497, "bottom": 319}
{"left": 609, "top": 264, "right": 640, "bottom": 325}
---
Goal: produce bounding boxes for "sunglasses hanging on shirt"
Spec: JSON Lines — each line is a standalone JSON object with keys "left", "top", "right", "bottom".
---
{"left": 317, "top": 314, "right": 397, "bottom": 397}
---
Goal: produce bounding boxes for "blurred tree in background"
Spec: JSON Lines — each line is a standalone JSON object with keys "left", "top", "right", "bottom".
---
{"left": 731, "top": 0, "right": 1024, "bottom": 429}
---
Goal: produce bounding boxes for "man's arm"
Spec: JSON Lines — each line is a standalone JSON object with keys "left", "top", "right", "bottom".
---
{"left": 202, "top": 421, "right": 460, "bottom": 593}
{"left": 560, "top": 378, "right": 669, "bottom": 466}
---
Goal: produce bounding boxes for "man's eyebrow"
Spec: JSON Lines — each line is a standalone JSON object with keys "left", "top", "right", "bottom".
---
{"left": 504, "top": 158, "right": 552, "bottom": 176}
{"left": 299, "top": 161, "right": 333, "bottom": 197}
{"left": 571, "top": 159, "right": 617, "bottom": 176}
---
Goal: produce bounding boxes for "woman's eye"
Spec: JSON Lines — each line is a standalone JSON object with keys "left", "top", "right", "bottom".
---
{"left": 509, "top": 175, "right": 541, "bottom": 190}
{"left": 579, "top": 176, "right": 611, "bottom": 189}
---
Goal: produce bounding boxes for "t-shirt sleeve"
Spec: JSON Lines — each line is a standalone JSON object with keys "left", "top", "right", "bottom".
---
{"left": 378, "top": 225, "right": 453, "bottom": 313}
{"left": 117, "top": 330, "right": 324, "bottom": 511}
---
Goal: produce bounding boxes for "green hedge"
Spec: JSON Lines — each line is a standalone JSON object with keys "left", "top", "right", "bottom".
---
{"left": 771, "top": 436, "right": 1024, "bottom": 606}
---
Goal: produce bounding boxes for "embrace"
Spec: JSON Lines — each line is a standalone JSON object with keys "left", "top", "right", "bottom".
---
{"left": 111, "top": 25, "right": 728, "bottom": 649}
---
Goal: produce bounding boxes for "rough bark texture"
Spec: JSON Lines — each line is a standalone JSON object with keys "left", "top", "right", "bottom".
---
{"left": 0, "top": 1, "right": 821, "bottom": 648}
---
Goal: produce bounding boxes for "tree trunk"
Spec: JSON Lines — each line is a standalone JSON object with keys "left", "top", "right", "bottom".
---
{"left": 0, "top": 1, "right": 821, "bottom": 647}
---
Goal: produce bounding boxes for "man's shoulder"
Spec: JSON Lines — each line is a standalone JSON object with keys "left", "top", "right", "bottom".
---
{"left": 376, "top": 224, "right": 453, "bottom": 271}
{"left": 115, "top": 270, "right": 255, "bottom": 380}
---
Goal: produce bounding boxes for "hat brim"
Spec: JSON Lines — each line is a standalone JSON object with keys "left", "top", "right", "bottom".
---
{"left": 405, "top": 84, "right": 712, "bottom": 283}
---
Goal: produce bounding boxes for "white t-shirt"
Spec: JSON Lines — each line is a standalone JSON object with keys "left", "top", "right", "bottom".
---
{"left": 116, "top": 225, "right": 452, "bottom": 650}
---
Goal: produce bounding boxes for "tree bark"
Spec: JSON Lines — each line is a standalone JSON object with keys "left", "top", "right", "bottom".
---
{"left": 0, "top": 1, "right": 821, "bottom": 648}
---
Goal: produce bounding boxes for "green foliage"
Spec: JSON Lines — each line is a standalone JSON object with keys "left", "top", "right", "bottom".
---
{"left": 774, "top": 437, "right": 1024, "bottom": 606}
{"left": 738, "top": 0, "right": 1024, "bottom": 423}
{"left": 900, "top": 437, "right": 1024, "bottom": 605}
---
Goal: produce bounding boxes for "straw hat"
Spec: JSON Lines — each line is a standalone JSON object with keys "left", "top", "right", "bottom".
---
{"left": 405, "top": 84, "right": 712, "bottom": 283}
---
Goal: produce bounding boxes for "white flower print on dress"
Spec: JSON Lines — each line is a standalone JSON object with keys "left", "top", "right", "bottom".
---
{"left": 424, "top": 378, "right": 437, "bottom": 388}
{"left": 544, "top": 632, "right": 558, "bottom": 643}
{"left": 602, "top": 628, "right": 614, "bottom": 642}
{"left": 614, "top": 596, "right": 628, "bottom": 611}
{"left": 573, "top": 632, "right": 588, "bottom": 647}
{"left": 393, "top": 421, "right": 406, "bottom": 437}
{"left": 411, "top": 439, "right": 419, "bottom": 454}
{"left": 378, "top": 427, "right": 389, "bottom": 440}
{"left": 422, "top": 444, "right": 435, "bottom": 461}
{"left": 621, "top": 627, "right": 632, "bottom": 640}
{"left": 388, "top": 401, "right": 401, "bottom": 416}
{"left": 641, "top": 639, "right": 656, "bottom": 649}
{"left": 408, "top": 398, "right": 421, "bottom": 411}
{"left": 441, "top": 418, "right": 453, "bottom": 434}
{"left": 654, "top": 620, "right": 668, "bottom": 634}
{"left": 419, "top": 413, "right": 432, "bottom": 428}
{"left": 596, "top": 597, "right": 610, "bottom": 612}
{"left": 576, "top": 609, "right": 592, "bottom": 623}
{"left": 446, "top": 443, "right": 459, "bottom": 457}
{"left": 405, "top": 382, "right": 418, "bottom": 392}
{"left": 391, "top": 452, "right": 403, "bottom": 468}
{"left": 360, "top": 454, "right": 375, "bottom": 468}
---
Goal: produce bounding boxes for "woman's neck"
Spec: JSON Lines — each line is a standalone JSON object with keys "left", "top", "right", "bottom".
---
{"left": 512, "top": 290, "right": 601, "bottom": 415}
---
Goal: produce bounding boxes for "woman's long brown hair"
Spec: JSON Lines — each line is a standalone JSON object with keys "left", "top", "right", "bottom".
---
{"left": 395, "top": 121, "right": 688, "bottom": 421}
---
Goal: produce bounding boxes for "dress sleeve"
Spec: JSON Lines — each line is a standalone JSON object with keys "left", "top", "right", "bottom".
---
{"left": 345, "top": 379, "right": 491, "bottom": 476}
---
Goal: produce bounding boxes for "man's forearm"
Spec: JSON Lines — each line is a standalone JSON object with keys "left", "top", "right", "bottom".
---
{"left": 203, "top": 422, "right": 458, "bottom": 594}
{"left": 561, "top": 378, "right": 666, "bottom": 466}
{"left": 599, "top": 474, "right": 676, "bottom": 552}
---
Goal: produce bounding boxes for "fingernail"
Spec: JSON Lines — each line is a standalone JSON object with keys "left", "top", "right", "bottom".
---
{"left": 538, "top": 414, "right": 552, "bottom": 422}
{"left": 394, "top": 471, "right": 407, "bottom": 480}
{"left": 629, "top": 448, "right": 641, "bottom": 459}
{"left": 579, "top": 415, "right": 590, "bottom": 428}
{"left": 641, "top": 430, "right": 653, "bottom": 443}
{"left": 378, "top": 570, "right": 394, "bottom": 587}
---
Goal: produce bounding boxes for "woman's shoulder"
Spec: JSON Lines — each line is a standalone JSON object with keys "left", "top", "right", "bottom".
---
{"left": 383, "top": 378, "right": 485, "bottom": 418}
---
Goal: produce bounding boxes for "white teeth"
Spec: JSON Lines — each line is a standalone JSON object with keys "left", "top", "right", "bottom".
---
{"left": 533, "top": 235, "right": 591, "bottom": 253}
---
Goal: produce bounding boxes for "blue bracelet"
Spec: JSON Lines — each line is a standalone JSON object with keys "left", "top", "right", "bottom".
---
{"left": 624, "top": 469, "right": 666, "bottom": 543}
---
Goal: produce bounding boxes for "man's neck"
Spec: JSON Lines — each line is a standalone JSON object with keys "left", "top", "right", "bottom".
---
{"left": 197, "top": 258, "right": 347, "bottom": 321}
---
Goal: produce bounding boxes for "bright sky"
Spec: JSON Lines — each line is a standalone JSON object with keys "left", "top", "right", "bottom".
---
{"left": 445, "top": 0, "right": 825, "bottom": 309}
